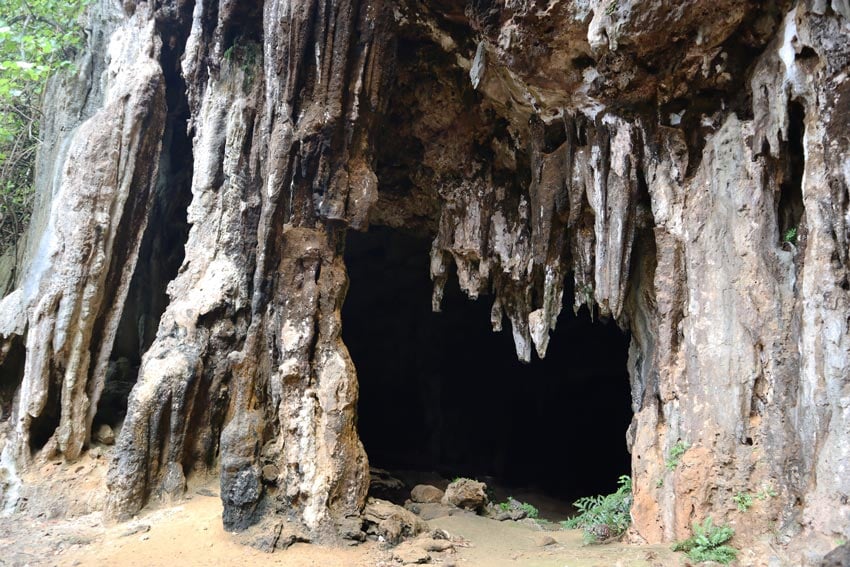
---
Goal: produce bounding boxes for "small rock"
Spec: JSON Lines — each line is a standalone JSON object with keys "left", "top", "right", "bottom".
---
{"left": 120, "top": 524, "right": 150, "bottom": 538}
{"left": 420, "top": 538, "right": 454, "bottom": 552}
{"left": 262, "top": 464, "right": 279, "bottom": 482}
{"left": 393, "top": 542, "right": 431, "bottom": 564}
{"left": 486, "top": 498, "right": 529, "bottom": 521}
{"left": 410, "top": 485, "right": 444, "bottom": 504}
{"left": 94, "top": 424, "right": 115, "bottom": 446}
{"left": 337, "top": 515, "right": 366, "bottom": 542}
{"left": 441, "top": 478, "right": 488, "bottom": 512}
{"left": 587, "top": 523, "right": 613, "bottom": 541}
{"left": 536, "top": 535, "right": 557, "bottom": 547}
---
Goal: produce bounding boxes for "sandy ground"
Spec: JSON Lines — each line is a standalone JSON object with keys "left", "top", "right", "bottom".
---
{"left": 0, "top": 485, "right": 683, "bottom": 567}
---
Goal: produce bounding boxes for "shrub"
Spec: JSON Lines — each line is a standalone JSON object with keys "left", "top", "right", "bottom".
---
{"left": 520, "top": 501, "right": 539, "bottom": 519}
{"left": 561, "top": 475, "right": 632, "bottom": 544}
{"left": 672, "top": 518, "right": 738, "bottom": 564}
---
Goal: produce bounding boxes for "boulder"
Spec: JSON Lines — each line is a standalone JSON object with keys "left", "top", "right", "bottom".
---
{"left": 393, "top": 542, "right": 431, "bottom": 564}
{"left": 441, "top": 478, "right": 488, "bottom": 512}
{"left": 363, "top": 498, "right": 428, "bottom": 545}
{"left": 410, "top": 484, "right": 444, "bottom": 504}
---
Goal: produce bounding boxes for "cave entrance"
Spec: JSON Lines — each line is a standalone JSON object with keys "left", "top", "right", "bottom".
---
{"left": 343, "top": 226, "right": 633, "bottom": 517}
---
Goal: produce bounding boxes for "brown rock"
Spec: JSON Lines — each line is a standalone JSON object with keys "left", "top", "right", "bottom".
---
{"left": 261, "top": 464, "right": 279, "bottom": 482}
{"left": 363, "top": 498, "right": 428, "bottom": 545}
{"left": 420, "top": 538, "right": 454, "bottom": 552}
{"left": 441, "top": 479, "right": 488, "bottom": 512}
{"left": 392, "top": 543, "right": 431, "bottom": 565}
{"left": 93, "top": 424, "right": 115, "bottom": 446}
{"left": 410, "top": 484, "right": 444, "bottom": 504}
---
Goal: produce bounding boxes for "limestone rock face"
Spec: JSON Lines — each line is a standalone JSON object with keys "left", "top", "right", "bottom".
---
{"left": 0, "top": 0, "right": 847, "bottom": 562}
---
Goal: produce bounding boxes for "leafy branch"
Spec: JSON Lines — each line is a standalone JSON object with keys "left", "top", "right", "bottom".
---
{"left": 0, "top": 0, "right": 89, "bottom": 267}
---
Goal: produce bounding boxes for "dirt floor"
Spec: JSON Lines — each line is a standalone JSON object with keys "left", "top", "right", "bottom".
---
{"left": 0, "top": 479, "right": 683, "bottom": 567}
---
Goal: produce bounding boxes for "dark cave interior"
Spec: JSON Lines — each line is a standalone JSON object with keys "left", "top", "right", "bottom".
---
{"left": 343, "top": 226, "right": 633, "bottom": 508}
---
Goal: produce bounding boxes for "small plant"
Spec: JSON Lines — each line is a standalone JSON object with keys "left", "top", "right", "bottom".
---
{"left": 656, "top": 478, "right": 664, "bottom": 488}
{"left": 605, "top": 1, "right": 618, "bottom": 15}
{"left": 672, "top": 518, "right": 738, "bottom": 564}
{"left": 755, "top": 485, "right": 777, "bottom": 500}
{"left": 561, "top": 476, "right": 632, "bottom": 544}
{"left": 520, "top": 501, "right": 539, "bottom": 519}
{"left": 783, "top": 226, "right": 798, "bottom": 244}
{"left": 495, "top": 498, "right": 539, "bottom": 519}
{"left": 733, "top": 491, "right": 753, "bottom": 512}
{"left": 666, "top": 441, "right": 690, "bottom": 471}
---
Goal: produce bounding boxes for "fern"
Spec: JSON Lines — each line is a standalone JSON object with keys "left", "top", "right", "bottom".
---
{"left": 560, "top": 476, "right": 632, "bottom": 543}
{"left": 672, "top": 518, "right": 738, "bottom": 564}
{"left": 733, "top": 491, "right": 752, "bottom": 512}
{"left": 783, "top": 226, "right": 797, "bottom": 244}
{"left": 666, "top": 441, "right": 689, "bottom": 470}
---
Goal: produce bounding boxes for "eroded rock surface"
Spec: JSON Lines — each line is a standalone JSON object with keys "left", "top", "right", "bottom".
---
{"left": 0, "top": 0, "right": 847, "bottom": 563}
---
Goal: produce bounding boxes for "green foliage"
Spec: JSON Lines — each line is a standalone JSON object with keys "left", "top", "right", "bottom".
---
{"left": 0, "top": 0, "right": 89, "bottom": 257}
{"left": 495, "top": 498, "right": 539, "bottom": 519}
{"left": 733, "top": 491, "right": 752, "bottom": 512}
{"left": 755, "top": 485, "right": 777, "bottom": 500}
{"left": 783, "top": 226, "right": 798, "bottom": 244}
{"left": 666, "top": 441, "right": 689, "bottom": 471}
{"left": 561, "top": 476, "right": 632, "bottom": 544}
{"left": 672, "top": 518, "right": 738, "bottom": 564}
{"left": 520, "top": 501, "right": 539, "bottom": 519}
{"left": 735, "top": 484, "right": 777, "bottom": 512}
{"left": 656, "top": 478, "right": 664, "bottom": 488}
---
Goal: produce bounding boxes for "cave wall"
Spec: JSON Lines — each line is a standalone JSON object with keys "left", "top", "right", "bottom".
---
{"left": 0, "top": 0, "right": 847, "bottom": 560}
